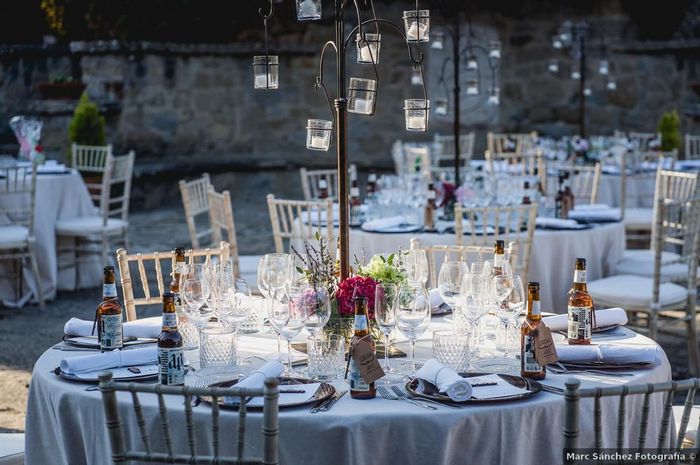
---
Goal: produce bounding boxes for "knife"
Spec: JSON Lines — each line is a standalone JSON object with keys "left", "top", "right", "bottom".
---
{"left": 319, "top": 390, "right": 347, "bottom": 412}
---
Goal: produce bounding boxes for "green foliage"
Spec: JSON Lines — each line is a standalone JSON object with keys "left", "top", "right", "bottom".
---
{"left": 657, "top": 110, "right": 681, "bottom": 152}
{"left": 356, "top": 254, "right": 406, "bottom": 286}
{"left": 67, "top": 93, "right": 106, "bottom": 162}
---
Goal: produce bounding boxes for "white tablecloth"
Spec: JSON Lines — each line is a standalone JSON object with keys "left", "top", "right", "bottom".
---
{"left": 597, "top": 174, "right": 656, "bottom": 208}
{"left": 26, "top": 319, "right": 672, "bottom": 465}
{"left": 348, "top": 222, "right": 626, "bottom": 312}
{"left": 0, "top": 170, "right": 100, "bottom": 303}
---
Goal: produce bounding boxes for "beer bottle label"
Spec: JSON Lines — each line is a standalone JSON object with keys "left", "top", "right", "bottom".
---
{"left": 567, "top": 306, "right": 592, "bottom": 341}
{"left": 531, "top": 301, "right": 541, "bottom": 316}
{"left": 162, "top": 313, "right": 178, "bottom": 329}
{"left": 494, "top": 253, "right": 505, "bottom": 268}
{"left": 574, "top": 270, "right": 587, "bottom": 284}
{"left": 523, "top": 334, "right": 541, "bottom": 373}
{"left": 100, "top": 314, "right": 123, "bottom": 350}
{"left": 354, "top": 315, "right": 368, "bottom": 331}
{"left": 349, "top": 358, "right": 370, "bottom": 391}
{"left": 158, "top": 347, "right": 185, "bottom": 385}
{"left": 103, "top": 283, "right": 117, "bottom": 298}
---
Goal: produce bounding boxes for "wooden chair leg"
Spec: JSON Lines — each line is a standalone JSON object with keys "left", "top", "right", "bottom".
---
{"left": 27, "top": 240, "right": 45, "bottom": 309}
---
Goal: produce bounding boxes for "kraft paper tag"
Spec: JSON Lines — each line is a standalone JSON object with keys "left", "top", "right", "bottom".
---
{"left": 532, "top": 325, "right": 559, "bottom": 366}
{"left": 350, "top": 336, "right": 385, "bottom": 384}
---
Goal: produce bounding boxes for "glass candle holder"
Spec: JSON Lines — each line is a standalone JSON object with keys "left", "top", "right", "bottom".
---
{"left": 435, "top": 98, "right": 448, "bottom": 116}
{"left": 404, "top": 99, "right": 430, "bottom": 132}
{"left": 583, "top": 87, "right": 592, "bottom": 97}
{"left": 356, "top": 33, "right": 381, "bottom": 64}
{"left": 431, "top": 31, "right": 444, "bottom": 50}
{"left": 306, "top": 119, "right": 333, "bottom": 151}
{"left": 548, "top": 59, "right": 559, "bottom": 73}
{"left": 571, "top": 70, "right": 581, "bottom": 80}
{"left": 607, "top": 80, "right": 617, "bottom": 91}
{"left": 347, "top": 78, "right": 377, "bottom": 115}
{"left": 403, "top": 10, "right": 430, "bottom": 43}
{"left": 411, "top": 68, "right": 423, "bottom": 86}
{"left": 598, "top": 59, "right": 609, "bottom": 75}
{"left": 466, "top": 79, "right": 479, "bottom": 96}
{"left": 253, "top": 55, "right": 279, "bottom": 90}
{"left": 489, "top": 41, "right": 501, "bottom": 59}
{"left": 467, "top": 54, "right": 478, "bottom": 70}
{"left": 296, "top": 0, "right": 321, "bottom": 21}
{"left": 488, "top": 87, "right": 500, "bottom": 106}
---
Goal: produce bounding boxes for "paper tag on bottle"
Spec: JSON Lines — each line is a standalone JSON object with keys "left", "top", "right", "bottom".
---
{"left": 350, "top": 336, "right": 385, "bottom": 384}
{"left": 532, "top": 325, "right": 559, "bottom": 366}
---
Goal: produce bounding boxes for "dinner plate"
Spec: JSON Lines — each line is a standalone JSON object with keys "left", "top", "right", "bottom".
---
{"left": 406, "top": 372, "right": 542, "bottom": 404}
{"left": 36, "top": 170, "right": 71, "bottom": 175}
{"left": 200, "top": 377, "right": 335, "bottom": 409}
{"left": 63, "top": 335, "right": 157, "bottom": 349}
{"left": 557, "top": 361, "right": 654, "bottom": 370}
{"left": 361, "top": 224, "right": 423, "bottom": 234}
{"left": 55, "top": 364, "right": 161, "bottom": 383}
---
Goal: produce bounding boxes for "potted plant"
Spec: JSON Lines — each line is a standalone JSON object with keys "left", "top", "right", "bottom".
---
{"left": 67, "top": 93, "right": 106, "bottom": 168}
{"left": 657, "top": 110, "right": 681, "bottom": 153}
{"left": 38, "top": 75, "right": 86, "bottom": 100}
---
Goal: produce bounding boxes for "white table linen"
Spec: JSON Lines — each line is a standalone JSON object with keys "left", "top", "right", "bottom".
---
{"left": 597, "top": 174, "right": 656, "bottom": 208}
{"left": 64, "top": 316, "right": 162, "bottom": 339}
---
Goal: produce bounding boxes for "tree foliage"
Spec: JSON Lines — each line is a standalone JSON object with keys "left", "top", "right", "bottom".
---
{"left": 657, "top": 110, "right": 682, "bottom": 152}
{"left": 68, "top": 93, "right": 106, "bottom": 160}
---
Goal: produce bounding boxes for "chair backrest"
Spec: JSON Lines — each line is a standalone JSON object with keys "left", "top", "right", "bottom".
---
{"left": 433, "top": 133, "right": 475, "bottom": 167}
{"left": 454, "top": 203, "right": 538, "bottom": 277}
{"left": 546, "top": 163, "right": 602, "bottom": 205}
{"left": 627, "top": 131, "right": 658, "bottom": 152}
{"left": 685, "top": 134, "right": 700, "bottom": 160}
{"left": 207, "top": 187, "right": 240, "bottom": 277}
{"left": 649, "top": 169, "right": 699, "bottom": 247}
{"left": 410, "top": 238, "right": 518, "bottom": 288}
{"left": 485, "top": 151, "right": 547, "bottom": 189}
{"left": 393, "top": 143, "right": 431, "bottom": 177}
{"left": 266, "top": 194, "right": 335, "bottom": 254}
{"left": 487, "top": 131, "right": 537, "bottom": 156}
{"left": 116, "top": 242, "right": 231, "bottom": 321}
{"left": 619, "top": 151, "right": 678, "bottom": 214}
{"left": 72, "top": 143, "right": 114, "bottom": 206}
{"left": 100, "top": 151, "right": 135, "bottom": 225}
{"left": 0, "top": 163, "right": 37, "bottom": 234}
{"left": 563, "top": 377, "right": 700, "bottom": 463}
{"left": 299, "top": 165, "right": 357, "bottom": 201}
{"left": 98, "top": 371, "right": 279, "bottom": 465}
{"left": 179, "top": 173, "right": 213, "bottom": 249}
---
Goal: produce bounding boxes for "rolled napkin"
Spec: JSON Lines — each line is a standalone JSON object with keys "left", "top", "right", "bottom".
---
{"left": 236, "top": 360, "right": 284, "bottom": 390}
{"left": 536, "top": 217, "right": 581, "bottom": 229}
{"left": 361, "top": 215, "right": 408, "bottom": 231}
{"left": 416, "top": 359, "right": 472, "bottom": 402}
{"left": 64, "top": 317, "right": 162, "bottom": 339}
{"left": 555, "top": 343, "right": 660, "bottom": 365}
{"left": 428, "top": 288, "right": 444, "bottom": 309}
{"left": 543, "top": 308, "right": 628, "bottom": 332}
{"left": 60, "top": 346, "right": 158, "bottom": 375}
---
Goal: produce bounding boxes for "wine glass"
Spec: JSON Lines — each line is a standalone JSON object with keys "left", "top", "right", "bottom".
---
{"left": 257, "top": 256, "right": 270, "bottom": 298}
{"left": 181, "top": 275, "right": 212, "bottom": 368}
{"left": 260, "top": 253, "right": 291, "bottom": 352}
{"left": 503, "top": 275, "right": 526, "bottom": 355}
{"left": 403, "top": 249, "right": 429, "bottom": 285}
{"left": 302, "top": 285, "right": 331, "bottom": 340}
{"left": 438, "top": 260, "right": 469, "bottom": 315}
{"left": 459, "top": 272, "right": 491, "bottom": 369}
{"left": 278, "top": 283, "right": 308, "bottom": 375}
{"left": 395, "top": 282, "right": 431, "bottom": 377}
{"left": 374, "top": 283, "right": 402, "bottom": 384}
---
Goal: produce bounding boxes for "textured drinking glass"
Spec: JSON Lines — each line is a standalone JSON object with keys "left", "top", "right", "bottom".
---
{"left": 253, "top": 55, "right": 279, "bottom": 90}
{"left": 306, "top": 119, "right": 333, "bottom": 151}
{"left": 200, "top": 326, "right": 236, "bottom": 369}
{"left": 356, "top": 33, "right": 381, "bottom": 64}
{"left": 403, "top": 10, "right": 430, "bottom": 43}
{"left": 433, "top": 330, "right": 470, "bottom": 372}
{"left": 307, "top": 335, "right": 346, "bottom": 380}
{"left": 404, "top": 99, "right": 430, "bottom": 132}
{"left": 347, "top": 78, "right": 377, "bottom": 115}
{"left": 239, "top": 295, "right": 264, "bottom": 333}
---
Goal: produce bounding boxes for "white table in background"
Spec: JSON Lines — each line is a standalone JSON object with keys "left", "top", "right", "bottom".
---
{"left": 597, "top": 174, "right": 656, "bottom": 208}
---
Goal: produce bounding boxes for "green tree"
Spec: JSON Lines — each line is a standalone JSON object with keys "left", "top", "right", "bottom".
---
{"left": 67, "top": 93, "right": 106, "bottom": 163}
{"left": 657, "top": 110, "right": 681, "bottom": 152}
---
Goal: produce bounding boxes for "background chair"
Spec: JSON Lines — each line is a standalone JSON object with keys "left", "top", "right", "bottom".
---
{"left": 546, "top": 163, "right": 602, "bottom": 205}
{"left": 627, "top": 131, "right": 659, "bottom": 152}
{"left": 0, "top": 164, "right": 43, "bottom": 308}
{"left": 392, "top": 142, "right": 431, "bottom": 177}
{"left": 179, "top": 173, "right": 212, "bottom": 249}
{"left": 454, "top": 203, "right": 538, "bottom": 277}
{"left": 486, "top": 131, "right": 538, "bottom": 156}
{"left": 71, "top": 143, "right": 113, "bottom": 202}
{"left": 98, "top": 371, "right": 279, "bottom": 465}
{"left": 686, "top": 134, "right": 700, "bottom": 160}
{"left": 433, "top": 132, "right": 475, "bottom": 167}
{"left": 207, "top": 187, "right": 240, "bottom": 277}
{"left": 266, "top": 194, "right": 335, "bottom": 254}
{"left": 300, "top": 165, "right": 357, "bottom": 201}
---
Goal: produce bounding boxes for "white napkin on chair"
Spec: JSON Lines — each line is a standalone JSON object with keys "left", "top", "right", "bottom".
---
{"left": 64, "top": 317, "right": 162, "bottom": 339}
{"left": 60, "top": 346, "right": 158, "bottom": 375}
{"left": 361, "top": 216, "right": 408, "bottom": 231}
{"left": 555, "top": 344, "right": 660, "bottom": 365}
{"left": 542, "top": 308, "right": 628, "bottom": 332}
{"left": 236, "top": 361, "right": 284, "bottom": 390}
{"left": 416, "top": 359, "right": 472, "bottom": 401}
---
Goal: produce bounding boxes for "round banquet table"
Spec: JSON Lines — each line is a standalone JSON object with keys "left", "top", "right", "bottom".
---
{"left": 597, "top": 173, "right": 656, "bottom": 208}
{"left": 0, "top": 169, "right": 101, "bottom": 304}
{"left": 26, "top": 318, "right": 672, "bottom": 465}
{"left": 348, "top": 222, "right": 626, "bottom": 312}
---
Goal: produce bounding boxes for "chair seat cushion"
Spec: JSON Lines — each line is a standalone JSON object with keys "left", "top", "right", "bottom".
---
{"left": 55, "top": 217, "right": 128, "bottom": 235}
{"left": 615, "top": 249, "right": 699, "bottom": 280}
{"left": 623, "top": 208, "right": 653, "bottom": 230}
{"left": 0, "top": 433, "right": 24, "bottom": 465}
{"left": 0, "top": 226, "right": 29, "bottom": 249}
{"left": 588, "top": 275, "right": 688, "bottom": 309}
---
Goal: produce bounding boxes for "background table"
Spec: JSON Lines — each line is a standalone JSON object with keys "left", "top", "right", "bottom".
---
{"left": 26, "top": 319, "right": 672, "bottom": 465}
{"left": 0, "top": 169, "right": 101, "bottom": 304}
{"left": 349, "top": 222, "right": 626, "bottom": 312}
{"left": 597, "top": 173, "right": 656, "bottom": 208}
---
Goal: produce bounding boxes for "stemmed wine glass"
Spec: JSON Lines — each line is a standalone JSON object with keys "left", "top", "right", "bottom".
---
{"left": 374, "top": 283, "right": 402, "bottom": 384}
{"left": 302, "top": 285, "right": 331, "bottom": 340}
{"left": 278, "top": 283, "right": 309, "bottom": 375}
{"left": 395, "top": 281, "right": 431, "bottom": 377}
{"left": 438, "top": 260, "right": 469, "bottom": 322}
{"left": 260, "top": 253, "right": 292, "bottom": 353}
{"left": 181, "top": 267, "right": 212, "bottom": 365}
{"left": 403, "top": 249, "right": 429, "bottom": 285}
{"left": 459, "top": 271, "right": 491, "bottom": 369}
{"left": 502, "top": 275, "right": 526, "bottom": 356}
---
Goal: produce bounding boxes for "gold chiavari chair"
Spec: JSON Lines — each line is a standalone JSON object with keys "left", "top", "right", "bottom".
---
{"left": 266, "top": 194, "right": 334, "bottom": 254}
{"left": 179, "top": 173, "right": 212, "bottom": 249}
{"left": 300, "top": 165, "right": 357, "bottom": 201}
{"left": 207, "top": 187, "right": 240, "bottom": 278}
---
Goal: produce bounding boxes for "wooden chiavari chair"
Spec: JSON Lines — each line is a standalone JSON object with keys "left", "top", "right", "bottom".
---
{"left": 546, "top": 163, "right": 602, "bottom": 205}
{"left": 266, "top": 194, "right": 335, "bottom": 254}
{"left": 71, "top": 143, "right": 113, "bottom": 203}
{"left": 207, "top": 187, "right": 240, "bottom": 278}
{"left": 685, "top": 134, "right": 700, "bottom": 160}
{"left": 300, "top": 165, "right": 357, "bottom": 201}
{"left": 433, "top": 133, "right": 475, "bottom": 167}
{"left": 179, "top": 173, "right": 212, "bottom": 249}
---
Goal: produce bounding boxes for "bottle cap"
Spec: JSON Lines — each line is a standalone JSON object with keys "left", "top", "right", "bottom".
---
{"left": 104, "top": 266, "right": 115, "bottom": 273}
{"left": 319, "top": 179, "right": 328, "bottom": 188}
{"left": 527, "top": 281, "right": 540, "bottom": 288}
{"left": 163, "top": 292, "right": 175, "bottom": 300}
{"left": 494, "top": 240, "right": 505, "bottom": 248}
{"left": 354, "top": 296, "right": 368, "bottom": 304}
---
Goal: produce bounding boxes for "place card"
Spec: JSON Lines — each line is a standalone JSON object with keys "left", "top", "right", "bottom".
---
{"left": 468, "top": 375, "right": 529, "bottom": 399}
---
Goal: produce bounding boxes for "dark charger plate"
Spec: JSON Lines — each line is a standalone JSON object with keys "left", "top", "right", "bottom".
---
{"left": 406, "top": 372, "right": 542, "bottom": 404}
{"left": 200, "top": 376, "right": 335, "bottom": 409}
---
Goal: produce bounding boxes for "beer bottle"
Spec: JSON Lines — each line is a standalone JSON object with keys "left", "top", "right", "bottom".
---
{"left": 555, "top": 174, "right": 566, "bottom": 219}
{"left": 521, "top": 181, "right": 532, "bottom": 205}
{"left": 349, "top": 296, "right": 376, "bottom": 399}
{"left": 158, "top": 293, "right": 185, "bottom": 386}
{"left": 493, "top": 240, "right": 506, "bottom": 276}
{"left": 424, "top": 182, "right": 437, "bottom": 232}
{"left": 318, "top": 179, "right": 329, "bottom": 199}
{"left": 350, "top": 186, "right": 362, "bottom": 227}
{"left": 170, "top": 247, "right": 186, "bottom": 311}
{"left": 366, "top": 172, "right": 377, "bottom": 198}
{"left": 563, "top": 172, "right": 575, "bottom": 212}
{"left": 567, "top": 258, "right": 593, "bottom": 345}
{"left": 97, "top": 266, "right": 123, "bottom": 352}
{"left": 521, "top": 282, "right": 546, "bottom": 380}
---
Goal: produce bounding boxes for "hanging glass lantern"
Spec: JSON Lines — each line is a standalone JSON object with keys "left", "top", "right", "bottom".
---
{"left": 583, "top": 87, "right": 592, "bottom": 97}
{"left": 404, "top": 99, "right": 430, "bottom": 132}
{"left": 487, "top": 87, "right": 500, "bottom": 105}
{"left": 466, "top": 78, "right": 479, "bottom": 95}
{"left": 571, "top": 69, "right": 581, "bottom": 80}
{"left": 403, "top": 10, "right": 430, "bottom": 43}
{"left": 253, "top": 55, "right": 279, "bottom": 90}
{"left": 435, "top": 98, "right": 448, "bottom": 116}
{"left": 356, "top": 33, "right": 381, "bottom": 64}
{"left": 347, "top": 77, "right": 377, "bottom": 115}
{"left": 552, "top": 35, "right": 563, "bottom": 49}
{"left": 548, "top": 59, "right": 559, "bottom": 73}
{"left": 488, "top": 41, "right": 501, "bottom": 59}
{"left": 296, "top": 0, "right": 321, "bottom": 21}
{"left": 598, "top": 59, "right": 609, "bottom": 75}
{"left": 306, "top": 119, "right": 333, "bottom": 151}
{"left": 467, "top": 54, "right": 478, "bottom": 70}
{"left": 431, "top": 31, "right": 444, "bottom": 50}
{"left": 607, "top": 79, "right": 617, "bottom": 91}
{"left": 411, "top": 67, "right": 423, "bottom": 86}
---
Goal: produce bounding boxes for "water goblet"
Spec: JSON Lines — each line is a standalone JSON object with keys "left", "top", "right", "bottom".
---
{"left": 395, "top": 282, "right": 431, "bottom": 377}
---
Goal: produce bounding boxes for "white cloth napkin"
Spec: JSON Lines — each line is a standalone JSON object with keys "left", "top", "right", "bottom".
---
{"left": 361, "top": 216, "right": 407, "bottom": 231}
{"left": 536, "top": 217, "right": 581, "bottom": 229}
{"left": 37, "top": 162, "right": 67, "bottom": 173}
{"left": 236, "top": 360, "right": 284, "bottom": 390}
{"left": 64, "top": 317, "right": 162, "bottom": 339}
{"left": 568, "top": 204, "right": 621, "bottom": 221}
{"left": 428, "top": 289, "right": 444, "bottom": 308}
{"left": 543, "top": 308, "right": 628, "bottom": 332}
{"left": 416, "top": 359, "right": 472, "bottom": 401}
{"left": 555, "top": 343, "right": 659, "bottom": 365}
{"left": 60, "top": 346, "right": 158, "bottom": 375}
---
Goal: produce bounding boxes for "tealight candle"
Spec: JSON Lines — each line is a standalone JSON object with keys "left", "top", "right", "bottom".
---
{"left": 353, "top": 98, "right": 372, "bottom": 115}
{"left": 309, "top": 135, "right": 327, "bottom": 149}
{"left": 359, "top": 44, "right": 378, "bottom": 63}
{"left": 466, "top": 85, "right": 479, "bottom": 95}
{"left": 407, "top": 22, "right": 428, "bottom": 42}
{"left": 407, "top": 116, "right": 426, "bottom": 131}
{"left": 255, "top": 74, "right": 273, "bottom": 89}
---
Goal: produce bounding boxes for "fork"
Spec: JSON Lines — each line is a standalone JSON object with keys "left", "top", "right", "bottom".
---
{"left": 391, "top": 385, "right": 462, "bottom": 409}
{"left": 547, "top": 362, "right": 633, "bottom": 377}
{"left": 376, "top": 386, "right": 437, "bottom": 410}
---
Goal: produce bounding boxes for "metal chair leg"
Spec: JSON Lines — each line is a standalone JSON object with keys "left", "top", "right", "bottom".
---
{"left": 27, "top": 239, "right": 44, "bottom": 309}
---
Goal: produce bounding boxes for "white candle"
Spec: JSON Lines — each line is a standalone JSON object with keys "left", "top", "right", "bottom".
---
{"left": 548, "top": 63, "right": 559, "bottom": 73}
{"left": 407, "top": 116, "right": 426, "bottom": 130}
{"left": 466, "top": 85, "right": 478, "bottom": 95}
{"left": 407, "top": 22, "right": 427, "bottom": 41}
{"left": 353, "top": 98, "right": 372, "bottom": 114}
{"left": 255, "top": 74, "right": 273, "bottom": 89}
{"left": 359, "top": 44, "right": 378, "bottom": 63}
{"left": 309, "top": 135, "right": 327, "bottom": 149}
{"left": 489, "top": 49, "right": 501, "bottom": 59}
{"left": 488, "top": 95, "right": 500, "bottom": 105}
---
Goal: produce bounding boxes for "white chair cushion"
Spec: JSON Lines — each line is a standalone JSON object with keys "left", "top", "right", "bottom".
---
{"left": 0, "top": 226, "right": 29, "bottom": 249}
{"left": 55, "top": 216, "right": 128, "bottom": 236}
{"left": 615, "top": 249, "right": 699, "bottom": 280}
{"left": 0, "top": 433, "right": 24, "bottom": 465}
{"left": 623, "top": 208, "right": 653, "bottom": 230}
{"left": 588, "top": 275, "right": 688, "bottom": 309}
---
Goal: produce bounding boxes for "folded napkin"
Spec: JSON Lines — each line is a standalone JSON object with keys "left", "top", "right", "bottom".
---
{"left": 416, "top": 359, "right": 472, "bottom": 401}
{"left": 677, "top": 160, "right": 700, "bottom": 171}
{"left": 361, "top": 216, "right": 407, "bottom": 231}
{"left": 574, "top": 203, "right": 612, "bottom": 211}
{"left": 543, "top": 308, "right": 628, "bottom": 332}
{"left": 536, "top": 217, "right": 581, "bottom": 229}
{"left": 60, "top": 346, "right": 158, "bottom": 375}
{"left": 64, "top": 317, "right": 162, "bottom": 339}
{"left": 37, "top": 162, "right": 67, "bottom": 173}
{"left": 236, "top": 360, "right": 284, "bottom": 390}
{"left": 428, "top": 288, "right": 444, "bottom": 309}
{"left": 555, "top": 344, "right": 660, "bottom": 365}
{"left": 568, "top": 204, "right": 621, "bottom": 222}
